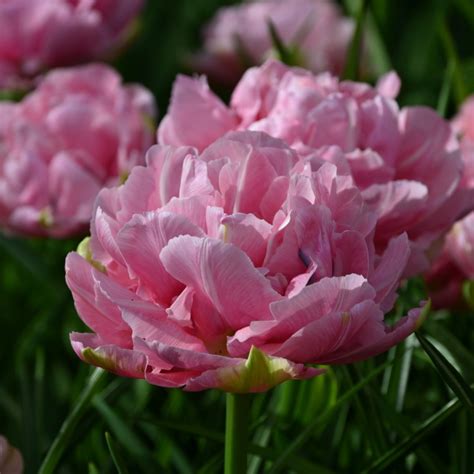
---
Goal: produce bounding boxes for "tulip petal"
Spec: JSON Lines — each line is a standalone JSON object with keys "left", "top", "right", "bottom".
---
{"left": 116, "top": 211, "right": 204, "bottom": 305}
{"left": 160, "top": 236, "right": 281, "bottom": 332}
{"left": 71, "top": 332, "right": 146, "bottom": 378}
{"left": 185, "top": 346, "right": 323, "bottom": 392}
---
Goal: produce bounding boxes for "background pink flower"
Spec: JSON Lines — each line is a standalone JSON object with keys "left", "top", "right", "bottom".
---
{"left": 426, "top": 96, "right": 474, "bottom": 307}
{"left": 0, "top": 63, "right": 156, "bottom": 238}
{"left": 159, "top": 60, "right": 465, "bottom": 275}
{"left": 190, "top": 0, "right": 354, "bottom": 86}
{"left": 66, "top": 131, "right": 425, "bottom": 393}
{"left": 0, "top": 0, "right": 143, "bottom": 89}
{"left": 0, "top": 435, "right": 23, "bottom": 474}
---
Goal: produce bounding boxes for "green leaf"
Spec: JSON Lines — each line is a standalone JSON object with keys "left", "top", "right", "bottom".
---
{"left": 38, "top": 368, "right": 107, "bottom": 474}
{"left": 267, "top": 21, "right": 302, "bottom": 66}
{"left": 369, "top": 387, "right": 447, "bottom": 474}
{"left": 0, "top": 235, "right": 54, "bottom": 286}
{"left": 382, "top": 337, "right": 415, "bottom": 412}
{"left": 436, "top": 59, "right": 455, "bottom": 116}
{"left": 437, "top": 19, "right": 468, "bottom": 105}
{"left": 88, "top": 463, "right": 100, "bottom": 474}
{"left": 267, "top": 360, "right": 392, "bottom": 473}
{"left": 343, "top": 0, "right": 369, "bottom": 80}
{"left": 362, "top": 397, "right": 462, "bottom": 473}
{"left": 93, "top": 398, "right": 149, "bottom": 458}
{"left": 416, "top": 333, "right": 474, "bottom": 411}
{"left": 105, "top": 432, "right": 130, "bottom": 474}
{"left": 344, "top": 365, "right": 389, "bottom": 457}
{"left": 426, "top": 321, "right": 474, "bottom": 378}
{"left": 452, "top": 0, "right": 474, "bottom": 27}
{"left": 462, "top": 280, "right": 474, "bottom": 310}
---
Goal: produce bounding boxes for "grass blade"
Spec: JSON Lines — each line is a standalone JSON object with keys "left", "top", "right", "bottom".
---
{"left": 362, "top": 397, "right": 461, "bottom": 473}
{"left": 343, "top": 0, "right": 369, "bottom": 80}
{"left": 426, "top": 321, "right": 474, "bottom": 378}
{"left": 94, "top": 398, "right": 149, "bottom": 458}
{"left": 382, "top": 337, "right": 415, "bottom": 412}
{"left": 38, "top": 368, "right": 107, "bottom": 474}
{"left": 105, "top": 432, "right": 130, "bottom": 474}
{"left": 267, "top": 21, "right": 299, "bottom": 66}
{"left": 345, "top": 365, "right": 388, "bottom": 456}
{"left": 370, "top": 387, "right": 447, "bottom": 474}
{"left": 438, "top": 19, "right": 467, "bottom": 105}
{"left": 267, "top": 361, "right": 392, "bottom": 474}
{"left": 416, "top": 333, "right": 474, "bottom": 411}
{"left": 0, "top": 235, "right": 54, "bottom": 286}
{"left": 437, "top": 59, "right": 455, "bottom": 116}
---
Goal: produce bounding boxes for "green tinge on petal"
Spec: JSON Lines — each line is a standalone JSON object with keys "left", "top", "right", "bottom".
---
{"left": 462, "top": 280, "right": 474, "bottom": 309}
{"left": 82, "top": 347, "right": 119, "bottom": 373}
{"left": 415, "top": 299, "right": 431, "bottom": 331}
{"left": 216, "top": 346, "right": 306, "bottom": 393}
{"left": 81, "top": 347, "right": 146, "bottom": 377}
{"left": 77, "top": 237, "right": 106, "bottom": 273}
{"left": 38, "top": 207, "right": 54, "bottom": 228}
{"left": 118, "top": 170, "right": 130, "bottom": 185}
{"left": 142, "top": 113, "right": 157, "bottom": 135}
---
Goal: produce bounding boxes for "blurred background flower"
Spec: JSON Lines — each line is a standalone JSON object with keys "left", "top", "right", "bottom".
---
{"left": 0, "top": 435, "right": 23, "bottom": 474}
{"left": 426, "top": 95, "right": 474, "bottom": 308}
{"left": 0, "top": 63, "right": 155, "bottom": 237}
{"left": 0, "top": 0, "right": 144, "bottom": 90}
{"left": 189, "top": 0, "right": 355, "bottom": 86}
{"left": 159, "top": 60, "right": 466, "bottom": 276}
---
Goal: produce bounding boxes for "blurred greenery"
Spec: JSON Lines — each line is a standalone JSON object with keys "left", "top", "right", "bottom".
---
{"left": 1, "top": 0, "right": 474, "bottom": 473}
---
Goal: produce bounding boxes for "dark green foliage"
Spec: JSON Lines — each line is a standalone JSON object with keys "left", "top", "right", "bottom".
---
{"left": 1, "top": 1, "right": 474, "bottom": 473}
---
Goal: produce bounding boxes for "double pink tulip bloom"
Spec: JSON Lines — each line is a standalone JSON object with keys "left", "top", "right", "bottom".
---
{"left": 66, "top": 131, "right": 426, "bottom": 392}
{"left": 0, "top": 435, "right": 23, "bottom": 474}
{"left": 0, "top": 0, "right": 143, "bottom": 89}
{"left": 0, "top": 63, "right": 155, "bottom": 237}
{"left": 427, "top": 96, "right": 474, "bottom": 307}
{"left": 191, "top": 0, "right": 354, "bottom": 85}
{"left": 159, "top": 60, "right": 465, "bottom": 275}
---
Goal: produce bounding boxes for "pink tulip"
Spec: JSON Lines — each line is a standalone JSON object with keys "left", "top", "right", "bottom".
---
{"left": 0, "top": 435, "right": 23, "bottom": 474}
{"left": 0, "top": 63, "right": 156, "bottom": 238}
{"left": 0, "top": 0, "right": 143, "bottom": 89}
{"left": 66, "top": 131, "right": 426, "bottom": 393}
{"left": 190, "top": 0, "right": 354, "bottom": 86}
{"left": 159, "top": 60, "right": 465, "bottom": 275}
{"left": 425, "top": 96, "right": 474, "bottom": 308}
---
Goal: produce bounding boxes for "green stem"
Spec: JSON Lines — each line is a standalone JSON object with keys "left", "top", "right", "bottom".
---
{"left": 225, "top": 393, "right": 251, "bottom": 474}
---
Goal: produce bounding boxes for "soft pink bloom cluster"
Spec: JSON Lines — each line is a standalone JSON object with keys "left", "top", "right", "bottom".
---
{"left": 66, "top": 131, "right": 426, "bottom": 393}
{"left": 0, "top": 0, "right": 143, "bottom": 89}
{"left": 159, "top": 60, "right": 465, "bottom": 275}
{"left": 0, "top": 63, "right": 156, "bottom": 238}
{"left": 426, "top": 96, "right": 474, "bottom": 308}
{"left": 191, "top": 0, "right": 354, "bottom": 85}
{"left": 0, "top": 435, "right": 23, "bottom": 474}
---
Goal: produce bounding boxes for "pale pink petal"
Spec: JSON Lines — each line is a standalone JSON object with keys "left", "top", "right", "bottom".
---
{"left": 65, "top": 253, "right": 131, "bottom": 346}
{"left": 220, "top": 213, "right": 272, "bottom": 266}
{"left": 370, "top": 233, "right": 410, "bottom": 311}
{"left": 160, "top": 236, "right": 281, "bottom": 331}
{"left": 158, "top": 75, "right": 237, "bottom": 151}
{"left": 0, "top": 434, "right": 23, "bottom": 474}
{"left": 70, "top": 332, "right": 146, "bottom": 378}
{"left": 116, "top": 211, "right": 204, "bottom": 305}
{"left": 375, "top": 71, "right": 401, "bottom": 99}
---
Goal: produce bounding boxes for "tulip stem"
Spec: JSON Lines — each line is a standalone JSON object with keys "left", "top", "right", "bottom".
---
{"left": 225, "top": 392, "right": 251, "bottom": 474}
